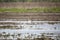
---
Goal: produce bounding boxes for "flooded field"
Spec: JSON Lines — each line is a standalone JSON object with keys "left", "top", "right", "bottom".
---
{"left": 0, "top": 12, "right": 60, "bottom": 40}
{"left": 0, "top": 21, "right": 60, "bottom": 40}
{"left": 0, "top": 1, "right": 60, "bottom": 40}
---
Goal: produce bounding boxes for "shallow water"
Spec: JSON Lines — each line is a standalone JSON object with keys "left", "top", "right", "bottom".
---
{"left": 0, "top": 21, "right": 60, "bottom": 34}
{"left": 0, "top": 21, "right": 60, "bottom": 40}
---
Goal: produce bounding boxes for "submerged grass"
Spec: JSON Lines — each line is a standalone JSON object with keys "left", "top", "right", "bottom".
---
{"left": 0, "top": 7, "right": 60, "bottom": 13}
